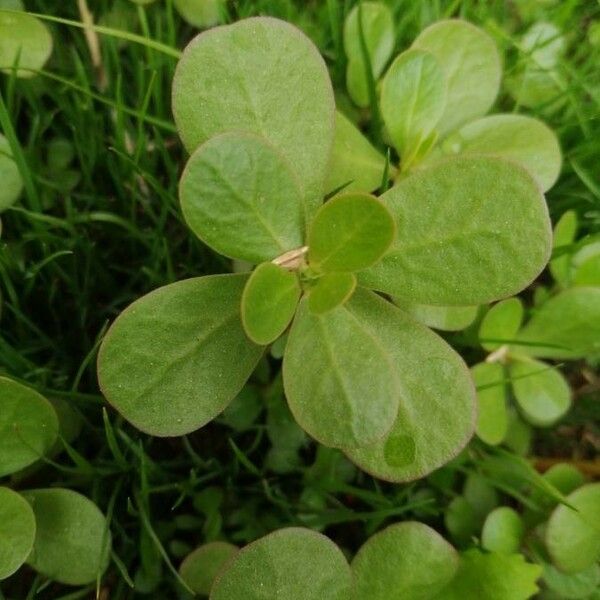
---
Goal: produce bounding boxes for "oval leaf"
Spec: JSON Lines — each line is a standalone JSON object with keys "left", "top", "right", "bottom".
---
{"left": 395, "top": 301, "right": 478, "bottom": 332}
{"left": 471, "top": 362, "right": 508, "bottom": 446}
{"left": 22, "top": 488, "right": 111, "bottom": 585}
{"left": 308, "top": 272, "right": 356, "bottom": 315}
{"left": 172, "top": 17, "right": 335, "bottom": 215}
{"left": 342, "top": 289, "right": 476, "bottom": 481}
{"left": 180, "top": 132, "right": 305, "bottom": 263}
{"left": 173, "top": 0, "right": 224, "bottom": 28}
{"left": 352, "top": 522, "right": 459, "bottom": 600}
{"left": 360, "top": 157, "right": 552, "bottom": 306}
{"left": 210, "top": 528, "right": 352, "bottom": 600}
{"left": 412, "top": 19, "right": 501, "bottom": 134}
{"left": 479, "top": 298, "right": 524, "bottom": 352}
{"left": 549, "top": 210, "right": 578, "bottom": 290}
{"left": 481, "top": 507, "right": 524, "bottom": 554}
{"left": 98, "top": 274, "right": 263, "bottom": 436}
{"left": 308, "top": 193, "right": 395, "bottom": 273}
{"left": 0, "top": 377, "right": 59, "bottom": 477}
{"left": 180, "top": 542, "right": 238, "bottom": 596}
{"left": 0, "top": 487, "right": 35, "bottom": 580}
{"left": 241, "top": 262, "right": 301, "bottom": 345}
{"left": 0, "top": 133, "right": 23, "bottom": 211}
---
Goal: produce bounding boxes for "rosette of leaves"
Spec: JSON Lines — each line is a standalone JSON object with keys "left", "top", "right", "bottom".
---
{"left": 98, "top": 16, "right": 553, "bottom": 483}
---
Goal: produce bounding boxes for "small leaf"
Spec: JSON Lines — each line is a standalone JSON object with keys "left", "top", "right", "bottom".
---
{"left": 445, "top": 497, "right": 479, "bottom": 546}
{"left": 308, "top": 193, "right": 395, "bottom": 273}
{"left": 503, "top": 410, "right": 532, "bottom": 456}
{"left": 0, "top": 11, "right": 52, "bottom": 78}
{"left": 173, "top": 0, "right": 225, "bottom": 28}
{"left": 543, "top": 562, "right": 600, "bottom": 599}
{"left": 482, "top": 507, "right": 525, "bottom": 554}
{"left": 0, "top": 487, "right": 35, "bottom": 580}
{"left": 22, "top": 488, "right": 111, "bottom": 585}
{"left": 172, "top": 17, "right": 335, "bottom": 214}
{"left": 0, "top": 377, "right": 59, "bottom": 477}
{"left": 180, "top": 132, "right": 304, "bottom": 264}
{"left": 325, "top": 111, "right": 387, "bottom": 195}
{"left": 241, "top": 262, "right": 301, "bottom": 345}
{"left": 308, "top": 272, "right": 356, "bottom": 315}
{"left": 0, "top": 133, "right": 22, "bottom": 211}
{"left": 210, "top": 528, "right": 352, "bottom": 600}
{"left": 412, "top": 20, "right": 501, "bottom": 134}
{"left": 395, "top": 300, "right": 478, "bottom": 331}
{"left": 572, "top": 239, "right": 600, "bottom": 287}
{"left": 179, "top": 542, "right": 238, "bottom": 596}
{"left": 381, "top": 49, "right": 446, "bottom": 162}
{"left": 510, "top": 357, "right": 571, "bottom": 427}
{"left": 516, "top": 287, "right": 600, "bottom": 359}
{"left": 521, "top": 22, "right": 565, "bottom": 70}
{"left": 479, "top": 298, "right": 524, "bottom": 352}
{"left": 472, "top": 362, "right": 508, "bottom": 446}
{"left": 343, "top": 2, "right": 394, "bottom": 107}
{"left": 546, "top": 483, "right": 600, "bottom": 574}
{"left": 360, "top": 157, "right": 552, "bottom": 306}
{"left": 352, "top": 521, "right": 458, "bottom": 600}
{"left": 98, "top": 274, "right": 263, "bottom": 436}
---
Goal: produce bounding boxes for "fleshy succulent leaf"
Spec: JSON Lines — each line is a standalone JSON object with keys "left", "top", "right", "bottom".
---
{"left": 471, "top": 361, "right": 508, "bottom": 446}
{"left": 0, "top": 487, "right": 35, "bottom": 580}
{"left": 481, "top": 507, "right": 525, "bottom": 555}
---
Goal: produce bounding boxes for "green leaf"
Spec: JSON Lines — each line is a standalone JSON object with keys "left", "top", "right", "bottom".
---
{"left": 22, "top": 488, "right": 111, "bottom": 585}
{"left": 434, "top": 114, "right": 561, "bottom": 192}
{"left": 308, "top": 193, "right": 395, "bottom": 273}
{"left": 445, "top": 496, "right": 479, "bottom": 546}
{"left": 179, "top": 542, "right": 238, "bottom": 596}
{"left": 463, "top": 473, "right": 499, "bottom": 523}
{"left": 172, "top": 17, "right": 335, "bottom": 215}
{"left": 572, "top": 239, "right": 600, "bottom": 287}
{"left": 179, "top": 132, "right": 304, "bottom": 264}
{"left": 543, "top": 562, "right": 600, "bottom": 600}
{"left": 283, "top": 295, "right": 400, "bottom": 449}
{"left": 241, "top": 262, "right": 301, "bottom": 345}
{"left": 308, "top": 272, "right": 356, "bottom": 315}
{"left": 472, "top": 362, "right": 508, "bottom": 446}
{"left": 381, "top": 49, "right": 446, "bottom": 162}
{"left": 506, "top": 67, "right": 565, "bottom": 111}
{"left": 325, "top": 111, "right": 387, "bottom": 195}
{"left": 546, "top": 483, "right": 600, "bottom": 574}
{"left": 412, "top": 20, "right": 501, "bottom": 134}
{"left": 98, "top": 274, "right": 263, "bottom": 436}
{"left": 479, "top": 298, "right": 525, "bottom": 352}
{"left": 352, "top": 521, "right": 458, "bottom": 600}
{"left": 341, "top": 289, "right": 476, "bottom": 481}
{"left": 516, "top": 287, "right": 600, "bottom": 359}
{"left": 482, "top": 507, "right": 525, "bottom": 554}
{"left": 434, "top": 549, "right": 542, "bottom": 600}
{"left": 0, "top": 133, "right": 22, "bottom": 211}
{"left": 210, "top": 528, "right": 352, "bottom": 600}
{"left": 360, "top": 157, "right": 552, "bottom": 305}
{"left": 510, "top": 357, "right": 571, "bottom": 427}
{"left": 395, "top": 300, "right": 478, "bottom": 331}
{"left": 173, "top": 0, "right": 225, "bottom": 28}
{"left": 0, "top": 377, "right": 59, "bottom": 477}
{"left": 503, "top": 410, "right": 532, "bottom": 456}
{"left": 0, "top": 487, "right": 35, "bottom": 580}
{"left": 0, "top": 11, "right": 52, "bottom": 78}
{"left": 521, "top": 22, "right": 565, "bottom": 70}
{"left": 343, "top": 2, "right": 394, "bottom": 107}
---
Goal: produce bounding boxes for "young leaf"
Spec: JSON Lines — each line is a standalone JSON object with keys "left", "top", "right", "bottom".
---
{"left": 0, "top": 487, "right": 35, "bottom": 580}
{"left": 97, "top": 274, "right": 263, "bottom": 436}
{"left": 471, "top": 362, "right": 508, "bottom": 446}
{"left": 0, "top": 377, "right": 59, "bottom": 477}
{"left": 0, "top": 133, "right": 22, "bottom": 211}
{"left": 210, "top": 528, "right": 352, "bottom": 600}
{"left": 546, "top": 483, "right": 600, "bottom": 574}
{"left": 180, "top": 132, "right": 304, "bottom": 264}
{"left": 510, "top": 358, "right": 571, "bottom": 427}
{"left": 308, "top": 272, "right": 356, "bottom": 315}
{"left": 351, "top": 521, "right": 459, "bottom": 600}
{"left": 173, "top": 0, "right": 225, "bottom": 28}
{"left": 434, "top": 114, "right": 562, "bottom": 192}
{"left": 481, "top": 507, "right": 525, "bottom": 554}
{"left": 341, "top": 289, "right": 476, "bottom": 481}
{"left": 283, "top": 296, "right": 400, "bottom": 449}
{"left": 241, "top": 262, "right": 301, "bottom": 345}
{"left": 381, "top": 49, "right": 446, "bottom": 162}
{"left": 179, "top": 542, "right": 238, "bottom": 596}
{"left": 395, "top": 300, "right": 478, "bottom": 332}
{"left": 343, "top": 2, "right": 394, "bottom": 107}
{"left": 516, "top": 287, "right": 600, "bottom": 359}
{"left": 22, "top": 488, "right": 111, "bottom": 585}
{"left": 325, "top": 111, "right": 387, "bottom": 195}
{"left": 172, "top": 17, "right": 335, "bottom": 214}
{"left": 412, "top": 20, "right": 501, "bottom": 134}
{"left": 479, "top": 298, "right": 525, "bottom": 352}
{"left": 0, "top": 11, "right": 52, "bottom": 78}
{"left": 360, "top": 157, "right": 552, "bottom": 306}
{"left": 308, "top": 193, "right": 395, "bottom": 273}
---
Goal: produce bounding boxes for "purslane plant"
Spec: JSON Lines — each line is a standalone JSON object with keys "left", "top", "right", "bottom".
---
{"left": 98, "top": 16, "right": 553, "bottom": 482}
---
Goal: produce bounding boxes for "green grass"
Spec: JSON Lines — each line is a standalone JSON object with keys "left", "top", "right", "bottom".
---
{"left": 1, "top": 0, "right": 599, "bottom": 597}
